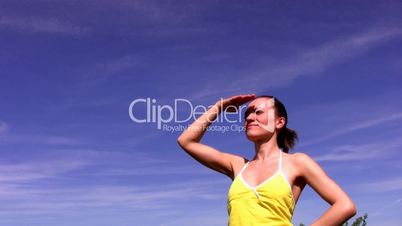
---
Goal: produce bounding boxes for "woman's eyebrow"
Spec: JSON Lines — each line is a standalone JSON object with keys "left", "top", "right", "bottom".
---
{"left": 244, "top": 106, "right": 256, "bottom": 116}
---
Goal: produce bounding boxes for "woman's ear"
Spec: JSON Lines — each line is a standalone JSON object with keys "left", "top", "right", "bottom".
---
{"left": 276, "top": 117, "right": 286, "bottom": 129}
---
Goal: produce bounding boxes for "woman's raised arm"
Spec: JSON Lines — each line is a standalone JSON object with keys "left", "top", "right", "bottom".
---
{"left": 177, "top": 94, "right": 255, "bottom": 179}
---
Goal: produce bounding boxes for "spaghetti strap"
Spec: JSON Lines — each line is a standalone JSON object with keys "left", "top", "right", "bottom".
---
{"left": 278, "top": 149, "right": 282, "bottom": 172}
{"left": 236, "top": 160, "right": 250, "bottom": 179}
{"left": 240, "top": 160, "right": 250, "bottom": 174}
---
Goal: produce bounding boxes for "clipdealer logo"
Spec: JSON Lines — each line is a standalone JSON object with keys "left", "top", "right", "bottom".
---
{"left": 128, "top": 97, "right": 276, "bottom": 133}
{"left": 128, "top": 98, "right": 246, "bottom": 131}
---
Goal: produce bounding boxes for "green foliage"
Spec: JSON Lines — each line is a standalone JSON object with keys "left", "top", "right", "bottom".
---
{"left": 347, "top": 213, "right": 368, "bottom": 226}
{"left": 299, "top": 213, "right": 368, "bottom": 226}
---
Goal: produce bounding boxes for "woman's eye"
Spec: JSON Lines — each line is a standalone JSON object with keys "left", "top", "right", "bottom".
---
{"left": 244, "top": 109, "right": 263, "bottom": 119}
{"left": 244, "top": 112, "right": 250, "bottom": 119}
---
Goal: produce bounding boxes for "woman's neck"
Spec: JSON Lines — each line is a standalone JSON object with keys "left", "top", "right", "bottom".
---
{"left": 253, "top": 134, "right": 281, "bottom": 162}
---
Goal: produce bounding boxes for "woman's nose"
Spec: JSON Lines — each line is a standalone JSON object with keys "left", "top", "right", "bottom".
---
{"left": 245, "top": 112, "right": 255, "bottom": 122}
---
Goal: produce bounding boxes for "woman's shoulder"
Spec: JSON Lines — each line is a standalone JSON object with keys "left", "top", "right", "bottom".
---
{"left": 286, "top": 151, "right": 314, "bottom": 161}
{"left": 227, "top": 154, "right": 249, "bottom": 180}
{"left": 284, "top": 151, "right": 319, "bottom": 171}
{"left": 285, "top": 151, "right": 328, "bottom": 181}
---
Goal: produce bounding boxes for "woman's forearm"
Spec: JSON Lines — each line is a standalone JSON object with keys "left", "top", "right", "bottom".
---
{"left": 177, "top": 102, "right": 221, "bottom": 145}
{"left": 177, "top": 94, "right": 255, "bottom": 146}
{"left": 311, "top": 201, "right": 356, "bottom": 226}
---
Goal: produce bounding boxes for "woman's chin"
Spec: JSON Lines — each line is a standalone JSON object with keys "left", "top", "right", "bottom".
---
{"left": 245, "top": 133, "right": 263, "bottom": 142}
{"left": 245, "top": 131, "right": 273, "bottom": 142}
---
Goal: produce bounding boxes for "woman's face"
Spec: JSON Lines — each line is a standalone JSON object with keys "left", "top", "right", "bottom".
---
{"left": 244, "top": 97, "right": 280, "bottom": 142}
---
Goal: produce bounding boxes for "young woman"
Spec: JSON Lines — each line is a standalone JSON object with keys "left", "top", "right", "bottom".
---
{"left": 177, "top": 94, "right": 356, "bottom": 226}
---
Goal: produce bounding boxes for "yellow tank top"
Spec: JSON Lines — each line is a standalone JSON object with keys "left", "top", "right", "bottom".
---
{"left": 227, "top": 150, "right": 295, "bottom": 226}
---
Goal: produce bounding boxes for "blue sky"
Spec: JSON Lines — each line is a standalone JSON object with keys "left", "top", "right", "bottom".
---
{"left": 1, "top": 1, "right": 402, "bottom": 225}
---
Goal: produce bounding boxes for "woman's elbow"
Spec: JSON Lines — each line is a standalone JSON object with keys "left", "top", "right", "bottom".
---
{"left": 177, "top": 136, "right": 186, "bottom": 148}
{"left": 177, "top": 135, "right": 190, "bottom": 149}
{"left": 342, "top": 200, "right": 357, "bottom": 218}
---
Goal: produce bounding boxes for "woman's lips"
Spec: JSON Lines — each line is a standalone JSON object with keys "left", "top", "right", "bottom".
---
{"left": 246, "top": 124, "right": 258, "bottom": 129}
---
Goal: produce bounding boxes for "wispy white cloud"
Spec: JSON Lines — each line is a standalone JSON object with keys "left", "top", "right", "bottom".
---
{"left": 372, "top": 198, "right": 402, "bottom": 216}
{"left": 0, "top": 16, "right": 90, "bottom": 35}
{"left": 0, "top": 121, "right": 8, "bottom": 134}
{"left": 0, "top": 133, "right": 84, "bottom": 146}
{"left": 82, "top": 56, "right": 139, "bottom": 80}
{"left": 0, "top": 142, "right": 229, "bottom": 221}
{"left": 369, "top": 218, "right": 402, "bottom": 226}
{"left": 0, "top": 178, "right": 226, "bottom": 219}
{"left": 99, "top": 56, "right": 137, "bottom": 76}
{"left": 359, "top": 178, "right": 402, "bottom": 193}
{"left": 119, "top": 0, "right": 197, "bottom": 24}
{"left": 160, "top": 209, "right": 226, "bottom": 226}
{"left": 300, "top": 111, "right": 402, "bottom": 147}
{"left": 292, "top": 87, "right": 402, "bottom": 147}
{"left": 112, "top": 0, "right": 216, "bottom": 31}
{"left": 0, "top": 145, "right": 215, "bottom": 185}
{"left": 0, "top": 159, "right": 87, "bottom": 183}
{"left": 313, "top": 138, "right": 402, "bottom": 162}
{"left": 87, "top": 162, "right": 212, "bottom": 176}
{"left": 190, "top": 27, "right": 402, "bottom": 100}
{"left": 61, "top": 146, "right": 217, "bottom": 177}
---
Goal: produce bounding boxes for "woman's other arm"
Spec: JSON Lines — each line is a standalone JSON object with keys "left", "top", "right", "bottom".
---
{"left": 295, "top": 153, "right": 357, "bottom": 226}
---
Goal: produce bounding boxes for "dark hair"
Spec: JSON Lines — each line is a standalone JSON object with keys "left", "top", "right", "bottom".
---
{"left": 255, "top": 95, "right": 298, "bottom": 153}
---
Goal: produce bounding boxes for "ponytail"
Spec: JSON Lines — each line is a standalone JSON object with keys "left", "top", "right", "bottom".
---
{"left": 277, "top": 127, "right": 298, "bottom": 153}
